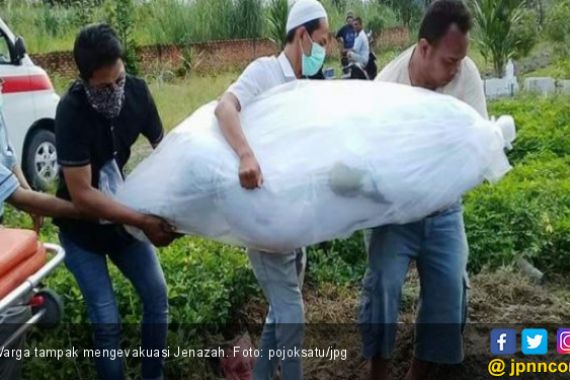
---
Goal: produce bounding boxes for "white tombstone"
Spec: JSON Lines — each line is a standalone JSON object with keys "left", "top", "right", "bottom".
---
{"left": 483, "top": 60, "right": 519, "bottom": 99}
{"left": 484, "top": 78, "right": 517, "bottom": 99}
{"left": 524, "top": 77, "right": 556, "bottom": 95}
{"left": 505, "top": 59, "right": 515, "bottom": 79}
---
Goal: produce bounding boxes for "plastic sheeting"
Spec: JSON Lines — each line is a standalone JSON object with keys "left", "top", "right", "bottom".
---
{"left": 115, "top": 80, "right": 516, "bottom": 252}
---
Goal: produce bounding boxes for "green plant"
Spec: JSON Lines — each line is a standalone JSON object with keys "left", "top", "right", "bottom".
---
{"left": 490, "top": 95, "right": 570, "bottom": 164}
{"left": 463, "top": 95, "right": 570, "bottom": 273}
{"left": 510, "top": 9, "right": 539, "bottom": 59}
{"left": 545, "top": 0, "right": 570, "bottom": 57}
{"left": 73, "top": 0, "right": 95, "bottom": 26}
{"left": 367, "top": 15, "right": 385, "bottom": 40}
{"left": 232, "top": 0, "right": 264, "bottom": 39}
{"left": 307, "top": 233, "right": 367, "bottom": 287}
{"left": 107, "top": 0, "right": 139, "bottom": 75}
{"left": 267, "top": 0, "right": 289, "bottom": 50}
{"left": 471, "top": 0, "right": 525, "bottom": 77}
{"left": 377, "top": 0, "right": 422, "bottom": 27}
{"left": 464, "top": 154, "right": 570, "bottom": 273}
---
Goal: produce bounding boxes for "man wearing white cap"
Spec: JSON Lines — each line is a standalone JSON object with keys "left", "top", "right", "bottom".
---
{"left": 214, "top": 1, "right": 329, "bottom": 379}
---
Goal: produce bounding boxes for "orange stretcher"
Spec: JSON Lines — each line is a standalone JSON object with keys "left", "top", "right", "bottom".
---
{"left": 0, "top": 228, "right": 65, "bottom": 352}
{"left": 0, "top": 229, "right": 47, "bottom": 299}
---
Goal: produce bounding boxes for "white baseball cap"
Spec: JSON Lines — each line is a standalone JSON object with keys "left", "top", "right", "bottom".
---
{"left": 286, "top": 0, "right": 328, "bottom": 34}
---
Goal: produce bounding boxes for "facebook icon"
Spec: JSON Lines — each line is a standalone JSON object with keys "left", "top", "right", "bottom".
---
{"left": 491, "top": 329, "right": 517, "bottom": 355}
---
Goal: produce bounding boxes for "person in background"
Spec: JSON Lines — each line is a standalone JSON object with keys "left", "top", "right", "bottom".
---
{"left": 336, "top": 12, "right": 356, "bottom": 63}
{"left": 359, "top": 1, "right": 488, "bottom": 380}
{"left": 348, "top": 17, "right": 370, "bottom": 68}
{"left": 0, "top": 78, "right": 43, "bottom": 230}
{"left": 214, "top": 1, "right": 329, "bottom": 379}
{"left": 54, "top": 24, "right": 178, "bottom": 380}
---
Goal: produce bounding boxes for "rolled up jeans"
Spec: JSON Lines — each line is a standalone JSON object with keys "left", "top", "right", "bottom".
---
{"left": 359, "top": 203, "right": 469, "bottom": 364}
{"left": 59, "top": 232, "right": 168, "bottom": 380}
{"left": 247, "top": 248, "right": 306, "bottom": 380}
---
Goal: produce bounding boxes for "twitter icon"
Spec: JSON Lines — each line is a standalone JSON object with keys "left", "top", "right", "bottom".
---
{"left": 522, "top": 329, "right": 548, "bottom": 355}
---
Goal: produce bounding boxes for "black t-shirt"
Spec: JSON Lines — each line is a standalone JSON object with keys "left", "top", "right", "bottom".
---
{"left": 336, "top": 24, "right": 356, "bottom": 49}
{"left": 54, "top": 75, "right": 164, "bottom": 253}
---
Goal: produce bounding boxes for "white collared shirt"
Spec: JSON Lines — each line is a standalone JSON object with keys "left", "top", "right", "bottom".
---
{"left": 351, "top": 30, "right": 370, "bottom": 66}
{"left": 376, "top": 46, "right": 488, "bottom": 119}
{"left": 228, "top": 52, "right": 297, "bottom": 109}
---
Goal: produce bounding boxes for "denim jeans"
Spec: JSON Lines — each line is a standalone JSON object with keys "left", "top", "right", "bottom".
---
{"left": 247, "top": 248, "right": 306, "bottom": 380}
{"left": 359, "top": 204, "right": 469, "bottom": 364}
{"left": 59, "top": 232, "right": 168, "bottom": 380}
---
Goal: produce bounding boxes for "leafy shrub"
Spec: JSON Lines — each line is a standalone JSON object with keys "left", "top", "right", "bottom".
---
{"left": 489, "top": 96, "right": 570, "bottom": 164}
{"left": 545, "top": 0, "right": 570, "bottom": 56}
{"left": 307, "top": 232, "right": 366, "bottom": 287}
{"left": 107, "top": 0, "right": 139, "bottom": 75}
{"left": 511, "top": 9, "right": 539, "bottom": 59}
{"left": 267, "top": 0, "right": 289, "bottom": 50}
{"left": 464, "top": 154, "right": 570, "bottom": 273}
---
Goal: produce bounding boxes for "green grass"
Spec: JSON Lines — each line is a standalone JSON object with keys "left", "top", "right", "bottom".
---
{"left": 524, "top": 57, "right": 570, "bottom": 78}
{"left": 149, "top": 73, "right": 238, "bottom": 131}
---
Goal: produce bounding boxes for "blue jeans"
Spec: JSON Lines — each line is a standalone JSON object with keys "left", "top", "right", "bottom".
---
{"left": 247, "top": 248, "right": 306, "bottom": 380}
{"left": 359, "top": 204, "right": 469, "bottom": 364}
{"left": 60, "top": 232, "right": 168, "bottom": 380}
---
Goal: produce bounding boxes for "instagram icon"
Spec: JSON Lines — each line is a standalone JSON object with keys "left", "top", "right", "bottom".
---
{"left": 557, "top": 329, "right": 570, "bottom": 354}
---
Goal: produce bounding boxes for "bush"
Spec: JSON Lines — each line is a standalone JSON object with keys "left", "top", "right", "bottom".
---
{"left": 106, "top": 0, "right": 139, "bottom": 75}
{"left": 307, "top": 232, "right": 366, "bottom": 287}
{"left": 511, "top": 9, "right": 539, "bottom": 59}
{"left": 489, "top": 96, "right": 570, "bottom": 164}
{"left": 464, "top": 95, "right": 570, "bottom": 273}
{"left": 545, "top": 0, "right": 570, "bottom": 56}
{"left": 464, "top": 154, "right": 570, "bottom": 273}
{"left": 267, "top": 0, "right": 289, "bottom": 50}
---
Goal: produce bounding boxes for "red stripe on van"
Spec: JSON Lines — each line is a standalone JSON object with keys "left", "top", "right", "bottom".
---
{"left": 1, "top": 74, "right": 53, "bottom": 94}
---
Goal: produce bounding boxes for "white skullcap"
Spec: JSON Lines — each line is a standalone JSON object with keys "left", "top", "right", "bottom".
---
{"left": 286, "top": 0, "right": 328, "bottom": 34}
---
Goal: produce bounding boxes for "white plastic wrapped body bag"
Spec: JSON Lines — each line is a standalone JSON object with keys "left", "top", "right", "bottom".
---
{"left": 116, "top": 81, "right": 515, "bottom": 252}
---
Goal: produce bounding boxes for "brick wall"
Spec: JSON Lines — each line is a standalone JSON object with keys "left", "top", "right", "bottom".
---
{"left": 30, "top": 29, "right": 409, "bottom": 79}
{"left": 30, "top": 38, "right": 279, "bottom": 78}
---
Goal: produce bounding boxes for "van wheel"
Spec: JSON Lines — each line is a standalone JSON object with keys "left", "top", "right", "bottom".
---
{"left": 24, "top": 129, "right": 59, "bottom": 191}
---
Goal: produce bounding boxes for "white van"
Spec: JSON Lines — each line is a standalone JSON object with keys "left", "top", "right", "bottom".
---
{"left": 1, "top": 17, "right": 59, "bottom": 190}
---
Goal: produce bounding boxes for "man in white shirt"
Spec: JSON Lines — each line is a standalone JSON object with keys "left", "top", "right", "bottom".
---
{"left": 214, "top": 1, "right": 329, "bottom": 379}
{"left": 348, "top": 17, "right": 370, "bottom": 67}
{"left": 360, "top": 1, "right": 487, "bottom": 380}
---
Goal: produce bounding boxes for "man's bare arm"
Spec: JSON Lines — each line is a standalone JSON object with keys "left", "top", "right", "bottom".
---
{"left": 214, "top": 92, "right": 263, "bottom": 189}
{"left": 7, "top": 188, "right": 81, "bottom": 220}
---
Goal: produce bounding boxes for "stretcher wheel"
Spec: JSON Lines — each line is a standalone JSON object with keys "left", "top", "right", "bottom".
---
{"left": 32, "top": 289, "right": 63, "bottom": 329}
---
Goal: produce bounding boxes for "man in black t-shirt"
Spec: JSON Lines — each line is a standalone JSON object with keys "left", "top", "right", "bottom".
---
{"left": 55, "top": 24, "right": 177, "bottom": 380}
{"left": 336, "top": 13, "right": 357, "bottom": 51}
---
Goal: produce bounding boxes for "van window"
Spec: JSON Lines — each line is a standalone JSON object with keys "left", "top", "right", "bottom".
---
{"left": 0, "top": 33, "right": 12, "bottom": 64}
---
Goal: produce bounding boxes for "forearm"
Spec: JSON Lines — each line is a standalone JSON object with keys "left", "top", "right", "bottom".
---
{"left": 8, "top": 188, "right": 80, "bottom": 219}
{"left": 215, "top": 103, "right": 255, "bottom": 159}
{"left": 71, "top": 187, "right": 147, "bottom": 228}
{"left": 12, "top": 165, "right": 31, "bottom": 189}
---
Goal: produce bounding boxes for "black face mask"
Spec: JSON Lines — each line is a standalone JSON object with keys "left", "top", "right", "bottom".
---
{"left": 82, "top": 76, "right": 126, "bottom": 120}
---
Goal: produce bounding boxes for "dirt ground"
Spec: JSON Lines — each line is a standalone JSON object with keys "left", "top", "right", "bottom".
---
{"left": 239, "top": 267, "right": 570, "bottom": 380}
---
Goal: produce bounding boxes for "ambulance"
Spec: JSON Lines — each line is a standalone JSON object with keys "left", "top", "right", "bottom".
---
{"left": 1, "top": 17, "right": 59, "bottom": 190}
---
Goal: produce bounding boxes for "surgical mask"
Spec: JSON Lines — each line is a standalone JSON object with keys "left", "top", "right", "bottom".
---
{"left": 82, "top": 76, "right": 126, "bottom": 120}
{"left": 301, "top": 35, "right": 326, "bottom": 77}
